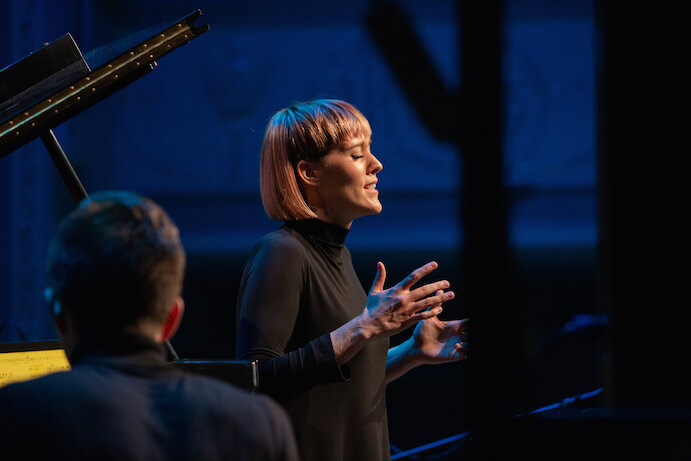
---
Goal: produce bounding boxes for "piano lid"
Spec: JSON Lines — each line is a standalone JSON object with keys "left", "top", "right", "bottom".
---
{"left": 0, "top": 9, "right": 210, "bottom": 158}
{"left": 0, "top": 34, "right": 91, "bottom": 124}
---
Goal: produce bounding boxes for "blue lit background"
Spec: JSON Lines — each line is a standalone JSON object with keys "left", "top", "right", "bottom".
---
{"left": 0, "top": 0, "right": 598, "bottom": 453}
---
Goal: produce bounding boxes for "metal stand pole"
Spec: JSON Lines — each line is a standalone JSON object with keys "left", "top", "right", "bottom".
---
{"left": 40, "top": 129, "right": 88, "bottom": 203}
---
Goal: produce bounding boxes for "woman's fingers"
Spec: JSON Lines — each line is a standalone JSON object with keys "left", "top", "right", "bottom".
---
{"left": 417, "top": 291, "right": 456, "bottom": 306}
{"left": 400, "top": 306, "right": 443, "bottom": 330}
{"left": 421, "top": 305, "right": 443, "bottom": 318}
{"left": 434, "top": 289, "right": 444, "bottom": 305}
{"left": 395, "top": 262, "right": 453, "bottom": 315}
{"left": 369, "top": 261, "right": 387, "bottom": 294}
{"left": 368, "top": 261, "right": 456, "bottom": 333}
{"left": 398, "top": 261, "right": 438, "bottom": 290}
{"left": 394, "top": 287, "right": 453, "bottom": 316}
{"left": 408, "top": 280, "right": 451, "bottom": 303}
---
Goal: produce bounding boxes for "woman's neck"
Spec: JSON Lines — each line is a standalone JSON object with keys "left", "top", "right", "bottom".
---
{"left": 312, "top": 209, "right": 353, "bottom": 230}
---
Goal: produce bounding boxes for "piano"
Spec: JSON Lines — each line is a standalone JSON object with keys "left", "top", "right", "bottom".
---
{"left": 0, "top": 9, "right": 258, "bottom": 392}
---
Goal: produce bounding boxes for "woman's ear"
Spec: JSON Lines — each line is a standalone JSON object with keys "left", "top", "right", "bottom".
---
{"left": 296, "top": 160, "right": 321, "bottom": 187}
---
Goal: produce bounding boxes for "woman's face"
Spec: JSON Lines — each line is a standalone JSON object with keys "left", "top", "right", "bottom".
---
{"left": 311, "top": 135, "right": 383, "bottom": 228}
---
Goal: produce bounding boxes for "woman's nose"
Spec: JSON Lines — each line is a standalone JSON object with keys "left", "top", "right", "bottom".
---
{"left": 369, "top": 153, "right": 383, "bottom": 174}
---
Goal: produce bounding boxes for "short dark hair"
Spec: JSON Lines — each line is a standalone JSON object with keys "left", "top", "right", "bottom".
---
{"left": 45, "top": 191, "right": 185, "bottom": 335}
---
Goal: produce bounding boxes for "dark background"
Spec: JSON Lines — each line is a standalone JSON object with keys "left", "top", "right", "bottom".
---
{"left": 1, "top": 1, "right": 688, "bottom": 459}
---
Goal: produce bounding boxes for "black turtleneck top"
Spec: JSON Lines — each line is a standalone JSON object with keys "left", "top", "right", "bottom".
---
{"left": 236, "top": 219, "right": 390, "bottom": 461}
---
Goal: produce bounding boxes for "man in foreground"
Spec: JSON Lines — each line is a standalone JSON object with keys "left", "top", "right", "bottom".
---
{"left": 0, "top": 190, "right": 299, "bottom": 461}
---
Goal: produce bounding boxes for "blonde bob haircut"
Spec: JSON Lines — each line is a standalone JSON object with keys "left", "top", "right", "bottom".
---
{"left": 260, "top": 99, "right": 372, "bottom": 221}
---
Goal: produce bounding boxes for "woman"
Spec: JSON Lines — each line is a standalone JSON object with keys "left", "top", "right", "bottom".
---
{"left": 236, "top": 99, "right": 468, "bottom": 461}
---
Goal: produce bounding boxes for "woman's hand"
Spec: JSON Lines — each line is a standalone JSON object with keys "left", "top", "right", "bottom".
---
{"left": 384, "top": 290, "right": 468, "bottom": 383}
{"left": 358, "top": 261, "right": 455, "bottom": 340}
{"left": 332, "top": 261, "right": 454, "bottom": 366}
{"left": 411, "top": 308, "right": 469, "bottom": 364}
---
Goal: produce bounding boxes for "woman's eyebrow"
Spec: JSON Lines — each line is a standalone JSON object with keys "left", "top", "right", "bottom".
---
{"left": 343, "top": 137, "right": 371, "bottom": 150}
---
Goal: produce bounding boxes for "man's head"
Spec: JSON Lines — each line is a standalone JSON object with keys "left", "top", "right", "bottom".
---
{"left": 45, "top": 191, "right": 185, "bottom": 344}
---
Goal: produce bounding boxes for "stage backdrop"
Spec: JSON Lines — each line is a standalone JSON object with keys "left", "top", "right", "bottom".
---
{"left": 0, "top": 0, "right": 598, "bottom": 454}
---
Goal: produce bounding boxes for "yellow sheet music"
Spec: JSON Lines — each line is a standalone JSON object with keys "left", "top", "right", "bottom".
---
{"left": 0, "top": 349, "right": 71, "bottom": 388}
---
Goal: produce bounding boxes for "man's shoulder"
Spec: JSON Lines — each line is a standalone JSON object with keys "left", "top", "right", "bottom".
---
{"left": 0, "top": 370, "right": 80, "bottom": 426}
{"left": 0, "top": 369, "right": 285, "bottom": 424}
{"left": 0, "top": 371, "right": 299, "bottom": 460}
{"left": 174, "top": 373, "right": 299, "bottom": 459}
{"left": 180, "top": 372, "right": 273, "bottom": 408}
{"left": 178, "top": 374, "right": 292, "bottom": 430}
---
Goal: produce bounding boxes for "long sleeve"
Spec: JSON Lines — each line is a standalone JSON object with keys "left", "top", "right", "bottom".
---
{"left": 236, "top": 231, "right": 348, "bottom": 401}
{"left": 236, "top": 221, "right": 390, "bottom": 460}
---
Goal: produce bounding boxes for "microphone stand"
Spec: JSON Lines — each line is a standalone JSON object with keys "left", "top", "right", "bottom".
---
{"left": 390, "top": 387, "right": 604, "bottom": 460}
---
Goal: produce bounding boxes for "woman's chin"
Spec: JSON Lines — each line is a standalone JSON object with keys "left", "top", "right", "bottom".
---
{"left": 367, "top": 203, "right": 383, "bottom": 216}
{"left": 347, "top": 202, "right": 383, "bottom": 222}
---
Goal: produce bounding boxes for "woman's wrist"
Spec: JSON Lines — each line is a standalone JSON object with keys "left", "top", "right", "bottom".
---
{"left": 354, "top": 311, "right": 377, "bottom": 341}
{"left": 330, "top": 314, "right": 373, "bottom": 366}
{"left": 398, "top": 336, "right": 423, "bottom": 367}
{"left": 385, "top": 337, "right": 422, "bottom": 383}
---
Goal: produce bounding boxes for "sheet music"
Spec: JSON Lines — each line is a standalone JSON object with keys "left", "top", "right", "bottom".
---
{"left": 0, "top": 349, "right": 70, "bottom": 388}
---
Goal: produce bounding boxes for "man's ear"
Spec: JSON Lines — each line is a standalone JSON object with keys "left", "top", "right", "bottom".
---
{"left": 51, "top": 302, "right": 69, "bottom": 337}
{"left": 296, "top": 160, "right": 321, "bottom": 188}
{"left": 48, "top": 300, "right": 76, "bottom": 355}
{"left": 46, "top": 291, "right": 69, "bottom": 337}
{"left": 161, "top": 297, "right": 184, "bottom": 342}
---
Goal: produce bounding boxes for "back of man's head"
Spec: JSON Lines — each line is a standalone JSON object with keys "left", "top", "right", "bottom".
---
{"left": 45, "top": 191, "right": 185, "bottom": 337}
